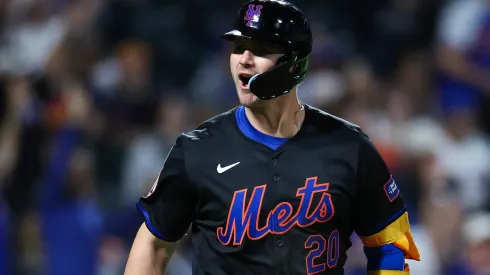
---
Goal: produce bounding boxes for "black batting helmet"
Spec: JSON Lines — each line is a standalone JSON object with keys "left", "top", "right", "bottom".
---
{"left": 221, "top": 0, "right": 313, "bottom": 100}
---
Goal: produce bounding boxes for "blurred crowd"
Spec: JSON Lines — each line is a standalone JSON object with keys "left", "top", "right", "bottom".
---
{"left": 0, "top": 0, "right": 490, "bottom": 274}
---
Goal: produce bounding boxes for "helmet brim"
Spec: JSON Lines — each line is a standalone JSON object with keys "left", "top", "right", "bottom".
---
{"left": 220, "top": 30, "right": 251, "bottom": 41}
{"left": 220, "top": 29, "right": 292, "bottom": 54}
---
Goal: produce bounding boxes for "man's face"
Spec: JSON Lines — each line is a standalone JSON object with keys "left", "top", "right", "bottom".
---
{"left": 229, "top": 37, "right": 284, "bottom": 107}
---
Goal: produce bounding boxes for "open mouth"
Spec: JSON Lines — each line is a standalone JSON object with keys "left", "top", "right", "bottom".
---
{"left": 238, "top": 73, "right": 253, "bottom": 88}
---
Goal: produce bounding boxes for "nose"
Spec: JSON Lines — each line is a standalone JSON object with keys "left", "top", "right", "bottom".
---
{"left": 239, "top": 50, "right": 254, "bottom": 68}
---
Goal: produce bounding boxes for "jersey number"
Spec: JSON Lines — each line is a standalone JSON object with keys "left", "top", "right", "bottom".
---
{"left": 305, "top": 230, "right": 340, "bottom": 274}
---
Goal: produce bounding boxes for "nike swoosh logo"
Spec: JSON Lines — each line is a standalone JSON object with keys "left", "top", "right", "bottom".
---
{"left": 217, "top": 162, "right": 240, "bottom": 174}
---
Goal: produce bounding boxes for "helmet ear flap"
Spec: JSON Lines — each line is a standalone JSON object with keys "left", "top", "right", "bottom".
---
{"left": 248, "top": 53, "right": 309, "bottom": 100}
{"left": 248, "top": 57, "right": 295, "bottom": 100}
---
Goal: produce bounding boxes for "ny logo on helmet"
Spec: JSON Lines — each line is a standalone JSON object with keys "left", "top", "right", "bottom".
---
{"left": 244, "top": 4, "right": 263, "bottom": 27}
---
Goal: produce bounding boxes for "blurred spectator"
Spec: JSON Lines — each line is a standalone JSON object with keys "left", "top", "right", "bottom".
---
{"left": 37, "top": 84, "right": 104, "bottom": 275}
{"left": 36, "top": 83, "right": 142, "bottom": 275}
{"left": 121, "top": 92, "right": 191, "bottom": 204}
{"left": 0, "top": 0, "right": 66, "bottom": 76}
{"left": 449, "top": 212, "right": 490, "bottom": 275}
{"left": 436, "top": 0, "right": 490, "bottom": 134}
{"left": 0, "top": 75, "right": 26, "bottom": 275}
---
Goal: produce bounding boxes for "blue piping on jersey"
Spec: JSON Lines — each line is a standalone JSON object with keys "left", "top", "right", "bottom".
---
{"left": 136, "top": 202, "right": 167, "bottom": 240}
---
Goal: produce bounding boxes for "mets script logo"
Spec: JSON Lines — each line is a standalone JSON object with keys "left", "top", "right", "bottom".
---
{"left": 244, "top": 4, "right": 263, "bottom": 27}
{"left": 217, "top": 177, "right": 335, "bottom": 246}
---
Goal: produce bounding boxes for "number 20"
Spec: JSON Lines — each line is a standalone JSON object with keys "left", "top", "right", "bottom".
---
{"left": 305, "top": 230, "right": 340, "bottom": 274}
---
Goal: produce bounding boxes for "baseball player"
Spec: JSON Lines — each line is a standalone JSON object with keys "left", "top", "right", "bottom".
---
{"left": 124, "top": 1, "right": 421, "bottom": 274}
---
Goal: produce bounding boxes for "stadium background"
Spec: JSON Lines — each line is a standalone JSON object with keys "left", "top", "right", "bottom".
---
{"left": 1, "top": 0, "right": 490, "bottom": 274}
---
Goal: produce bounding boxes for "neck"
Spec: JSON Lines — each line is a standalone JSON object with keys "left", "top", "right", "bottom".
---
{"left": 244, "top": 90, "right": 304, "bottom": 138}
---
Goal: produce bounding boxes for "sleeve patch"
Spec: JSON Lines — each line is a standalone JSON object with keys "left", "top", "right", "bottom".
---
{"left": 384, "top": 177, "right": 400, "bottom": 202}
{"left": 143, "top": 147, "right": 173, "bottom": 198}
{"left": 144, "top": 175, "right": 160, "bottom": 198}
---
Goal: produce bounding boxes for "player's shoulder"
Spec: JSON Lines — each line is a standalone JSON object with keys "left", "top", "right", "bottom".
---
{"left": 305, "top": 104, "right": 368, "bottom": 141}
{"left": 178, "top": 106, "right": 238, "bottom": 145}
{"left": 305, "top": 104, "right": 380, "bottom": 161}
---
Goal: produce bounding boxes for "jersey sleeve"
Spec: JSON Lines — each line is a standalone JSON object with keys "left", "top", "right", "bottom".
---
{"left": 136, "top": 136, "right": 197, "bottom": 242}
{"left": 353, "top": 135, "right": 407, "bottom": 237}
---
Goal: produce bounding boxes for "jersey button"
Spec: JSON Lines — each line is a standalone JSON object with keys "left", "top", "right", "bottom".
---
{"left": 271, "top": 158, "right": 278, "bottom": 165}
{"left": 273, "top": 175, "right": 281, "bottom": 182}
{"left": 276, "top": 239, "right": 284, "bottom": 247}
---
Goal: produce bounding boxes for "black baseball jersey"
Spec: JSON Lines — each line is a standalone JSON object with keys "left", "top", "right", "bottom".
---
{"left": 137, "top": 104, "right": 407, "bottom": 275}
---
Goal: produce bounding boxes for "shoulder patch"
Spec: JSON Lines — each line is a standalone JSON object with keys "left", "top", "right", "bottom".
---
{"left": 143, "top": 146, "right": 176, "bottom": 198}
{"left": 384, "top": 176, "right": 400, "bottom": 202}
{"left": 144, "top": 174, "right": 160, "bottom": 198}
